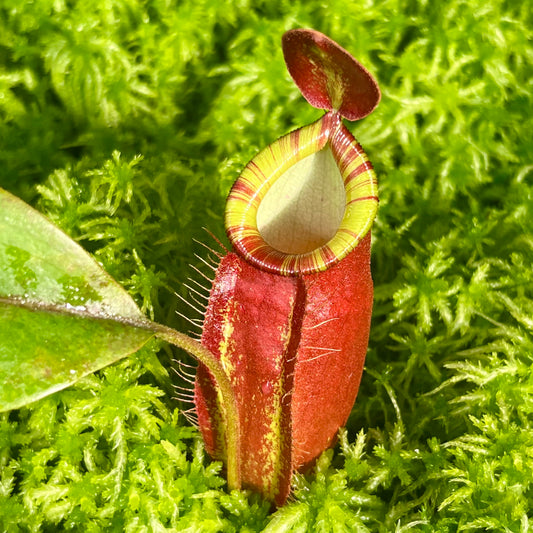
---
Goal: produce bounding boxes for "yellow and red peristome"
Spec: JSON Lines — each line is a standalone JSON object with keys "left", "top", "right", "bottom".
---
{"left": 225, "top": 111, "right": 378, "bottom": 275}
{"left": 193, "top": 29, "right": 380, "bottom": 507}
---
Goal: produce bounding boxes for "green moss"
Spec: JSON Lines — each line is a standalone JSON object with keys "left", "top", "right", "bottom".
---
{"left": 0, "top": 0, "right": 531, "bottom": 530}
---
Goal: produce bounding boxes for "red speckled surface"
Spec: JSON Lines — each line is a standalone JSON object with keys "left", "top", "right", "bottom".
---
{"left": 195, "top": 233, "right": 373, "bottom": 505}
{"left": 282, "top": 29, "right": 380, "bottom": 121}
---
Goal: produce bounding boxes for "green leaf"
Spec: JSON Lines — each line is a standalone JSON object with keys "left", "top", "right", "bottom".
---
{"left": 0, "top": 187, "right": 146, "bottom": 320}
{"left": 0, "top": 188, "right": 242, "bottom": 492}
{"left": 0, "top": 188, "right": 154, "bottom": 411}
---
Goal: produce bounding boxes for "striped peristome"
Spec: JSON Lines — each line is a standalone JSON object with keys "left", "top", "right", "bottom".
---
{"left": 225, "top": 110, "right": 378, "bottom": 275}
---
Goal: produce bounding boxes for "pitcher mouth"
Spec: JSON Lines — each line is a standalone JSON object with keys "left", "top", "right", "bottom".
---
{"left": 225, "top": 111, "right": 378, "bottom": 276}
{"left": 256, "top": 144, "right": 346, "bottom": 255}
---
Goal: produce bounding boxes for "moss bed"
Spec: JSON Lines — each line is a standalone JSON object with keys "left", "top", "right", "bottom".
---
{"left": 0, "top": 1, "right": 531, "bottom": 531}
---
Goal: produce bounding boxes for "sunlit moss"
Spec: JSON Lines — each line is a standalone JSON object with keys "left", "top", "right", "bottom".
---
{"left": 0, "top": 0, "right": 531, "bottom": 530}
